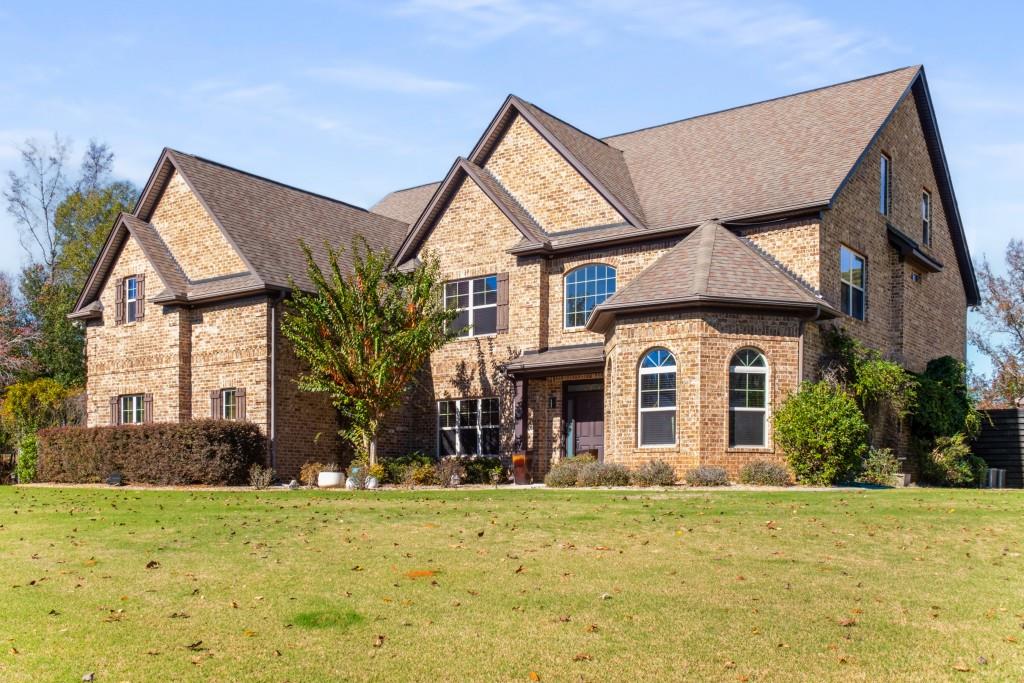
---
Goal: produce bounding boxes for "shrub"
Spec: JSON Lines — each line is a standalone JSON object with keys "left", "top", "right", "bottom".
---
{"left": 15, "top": 433, "right": 38, "bottom": 483}
{"left": 773, "top": 381, "right": 869, "bottom": 485}
{"left": 367, "top": 463, "right": 386, "bottom": 483}
{"left": 738, "top": 460, "right": 790, "bottom": 486}
{"left": 299, "top": 462, "right": 325, "bottom": 487}
{"left": 685, "top": 465, "right": 729, "bottom": 486}
{"left": 462, "top": 456, "right": 504, "bottom": 484}
{"left": 249, "top": 463, "right": 274, "bottom": 489}
{"left": 921, "top": 433, "right": 987, "bottom": 487}
{"left": 435, "top": 456, "right": 467, "bottom": 487}
{"left": 405, "top": 463, "right": 438, "bottom": 487}
{"left": 630, "top": 460, "right": 676, "bottom": 487}
{"left": 543, "top": 455, "right": 595, "bottom": 487}
{"left": 576, "top": 462, "right": 630, "bottom": 487}
{"left": 858, "top": 447, "right": 900, "bottom": 486}
{"left": 380, "top": 451, "right": 434, "bottom": 485}
{"left": 36, "top": 420, "right": 266, "bottom": 485}
{"left": 347, "top": 457, "right": 370, "bottom": 489}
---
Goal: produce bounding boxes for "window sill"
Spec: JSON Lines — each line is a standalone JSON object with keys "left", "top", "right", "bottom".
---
{"left": 451, "top": 333, "right": 498, "bottom": 341}
{"left": 727, "top": 446, "right": 774, "bottom": 453}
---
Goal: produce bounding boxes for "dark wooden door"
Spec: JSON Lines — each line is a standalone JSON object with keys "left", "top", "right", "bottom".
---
{"left": 566, "top": 385, "right": 604, "bottom": 460}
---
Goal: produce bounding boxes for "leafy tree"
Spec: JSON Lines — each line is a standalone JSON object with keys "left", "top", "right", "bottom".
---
{"left": 0, "top": 272, "right": 37, "bottom": 386}
{"left": 1, "top": 377, "right": 76, "bottom": 482}
{"left": 971, "top": 239, "right": 1024, "bottom": 405}
{"left": 281, "top": 239, "right": 456, "bottom": 465}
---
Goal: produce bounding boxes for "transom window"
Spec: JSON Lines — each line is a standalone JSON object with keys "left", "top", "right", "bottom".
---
{"left": 438, "top": 398, "right": 499, "bottom": 456}
{"left": 120, "top": 394, "right": 145, "bottom": 425}
{"left": 125, "top": 276, "right": 139, "bottom": 323}
{"left": 729, "top": 349, "right": 768, "bottom": 447}
{"left": 879, "top": 153, "right": 892, "bottom": 216}
{"left": 564, "top": 264, "right": 616, "bottom": 328}
{"left": 445, "top": 275, "right": 497, "bottom": 337}
{"left": 921, "top": 190, "right": 932, "bottom": 245}
{"left": 638, "top": 348, "right": 676, "bottom": 446}
{"left": 840, "top": 246, "right": 866, "bottom": 320}
{"left": 221, "top": 389, "right": 237, "bottom": 420}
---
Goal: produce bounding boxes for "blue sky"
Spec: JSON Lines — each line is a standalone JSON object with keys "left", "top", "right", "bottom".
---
{"left": 1, "top": 1, "right": 1021, "bottom": 372}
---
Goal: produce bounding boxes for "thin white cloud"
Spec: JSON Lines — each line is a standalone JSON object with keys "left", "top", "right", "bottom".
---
{"left": 307, "top": 65, "right": 469, "bottom": 94}
{"left": 394, "top": 0, "right": 586, "bottom": 46}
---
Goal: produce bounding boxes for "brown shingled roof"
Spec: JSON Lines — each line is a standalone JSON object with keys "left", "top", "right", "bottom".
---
{"left": 586, "top": 222, "right": 837, "bottom": 333}
{"left": 371, "top": 181, "right": 441, "bottom": 225}
{"left": 501, "top": 343, "right": 605, "bottom": 376}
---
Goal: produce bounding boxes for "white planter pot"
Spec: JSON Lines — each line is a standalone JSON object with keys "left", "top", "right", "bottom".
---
{"left": 365, "top": 476, "right": 378, "bottom": 490}
{"left": 318, "top": 471, "right": 344, "bottom": 488}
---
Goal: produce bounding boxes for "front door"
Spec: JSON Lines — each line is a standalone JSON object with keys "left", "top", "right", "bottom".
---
{"left": 565, "top": 382, "right": 604, "bottom": 460}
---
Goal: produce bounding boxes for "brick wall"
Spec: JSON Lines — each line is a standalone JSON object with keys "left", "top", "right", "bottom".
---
{"left": 483, "top": 114, "right": 624, "bottom": 233}
{"left": 149, "top": 171, "right": 248, "bottom": 281}
{"left": 820, "top": 94, "right": 967, "bottom": 371}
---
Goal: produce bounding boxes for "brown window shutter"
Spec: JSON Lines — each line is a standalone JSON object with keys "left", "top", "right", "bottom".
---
{"left": 110, "top": 396, "right": 119, "bottom": 425}
{"left": 496, "top": 272, "right": 509, "bottom": 334}
{"left": 237, "top": 387, "right": 246, "bottom": 421}
{"left": 144, "top": 393, "right": 154, "bottom": 423}
{"left": 114, "top": 278, "right": 124, "bottom": 325}
{"left": 136, "top": 274, "right": 145, "bottom": 321}
{"left": 210, "top": 390, "right": 221, "bottom": 419}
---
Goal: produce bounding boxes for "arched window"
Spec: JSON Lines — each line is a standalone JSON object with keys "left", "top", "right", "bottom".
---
{"left": 564, "top": 264, "right": 616, "bottom": 328}
{"left": 638, "top": 348, "right": 676, "bottom": 446}
{"left": 729, "top": 349, "right": 768, "bottom": 447}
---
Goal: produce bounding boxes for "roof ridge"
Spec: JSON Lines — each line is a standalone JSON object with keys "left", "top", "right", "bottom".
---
{"left": 603, "top": 65, "right": 921, "bottom": 141}
{"left": 166, "top": 149, "right": 406, "bottom": 226}
{"left": 512, "top": 95, "right": 620, "bottom": 151}
{"left": 694, "top": 223, "right": 716, "bottom": 294}
{"left": 473, "top": 162, "right": 548, "bottom": 238}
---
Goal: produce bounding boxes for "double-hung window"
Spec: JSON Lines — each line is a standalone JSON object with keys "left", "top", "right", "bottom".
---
{"left": 879, "top": 153, "right": 892, "bottom": 216}
{"left": 921, "top": 190, "right": 932, "bottom": 246}
{"left": 840, "top": 246, "right": 866, "bottom": 320}
{"left": 564, "top": 264, "right": 616, "bottom": 329}
{"left": 445, "top": 275, "right": 497, "bottom": 337}
{"left": 729, "top": 349, "right": 768, "bottom": 447}
{"left": 125, "top": 276, "right": 139, "bottom": 323}
{"left": 120, "top": 394, "right": 145, "bottom": 425}
{"left": 221, "top": 389, "right": 237, "bottom": 420}
{"left": 638, "top": 348, "right": 676, "bottom": 446}
{"left": 438, "top": 398, "right": 499, "bottom": 456}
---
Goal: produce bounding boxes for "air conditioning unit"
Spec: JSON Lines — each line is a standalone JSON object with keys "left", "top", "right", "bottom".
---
{"left": 985, "top": 468, "right": 1006, "bottom": 489}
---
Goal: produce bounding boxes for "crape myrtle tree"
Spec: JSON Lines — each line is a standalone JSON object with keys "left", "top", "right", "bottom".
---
{"left": 971, "top": 239, "right": 1024, "bottom": 406}
{"left": 281, "top": 238, "right": 456, "bottom": 465}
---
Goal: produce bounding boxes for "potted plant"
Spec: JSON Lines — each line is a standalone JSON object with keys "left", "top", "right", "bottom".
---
{"left": 317, "top": 463, "right": 344, "bottom": 489}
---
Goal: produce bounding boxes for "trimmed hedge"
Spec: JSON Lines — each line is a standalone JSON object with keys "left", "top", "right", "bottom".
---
{"left": 37, "top": 420, "right": 267, "bottom": 485}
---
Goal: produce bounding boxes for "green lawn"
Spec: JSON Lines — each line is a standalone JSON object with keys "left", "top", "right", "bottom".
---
{"left": 0, "top": 486, "right": 1022, "bottom": 681}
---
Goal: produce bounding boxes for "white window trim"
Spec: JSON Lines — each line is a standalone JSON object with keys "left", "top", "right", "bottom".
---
{"left": 221, "top": 388, "right": 237, "bottom": 420}
{"left": 637, "top": 350, "right": 677, "bottom": 448}
{"left": 125, "top": 276, "right": 139, "bottom": 324}
{"left": 840, "top": 245, "right": 866, "bottom": 321}
{"left": 120, "top": 394, "right": 144, "bottom": 425}
{"left": 446, "top": 276, "right": 498, "bottom": 339}
{"left": 921, "top": 190, "right": 932, "bottom": 246}
{"left": 880, "top": 153, "right": 892, "bottom": 216}
{"left": 728, "top": 352, "right": 770, "bottom": 449}
{"left": 563, "top": 263, "right": 617, "bottom": 330}
{"left": 437, "top": 398, "right": 500, "bottom": 456}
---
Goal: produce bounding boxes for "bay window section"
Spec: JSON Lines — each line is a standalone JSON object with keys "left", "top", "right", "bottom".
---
{"left": 638, "top": 348, "right": 676, "bottom": 446}
{"left": 729, "top": 349, "right": 768, "bottom": 447}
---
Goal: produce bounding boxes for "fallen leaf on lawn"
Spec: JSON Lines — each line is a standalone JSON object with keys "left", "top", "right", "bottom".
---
{"left": 515, "top": 565, "right": 525, "bottom": 574}
{"left": 170, "top": 612, "right": 190, "bottom": 619}
{"left": 405, "top": 569, "right": 435, "bottom": 579}
{"left": 230, "top": 601, "right": 239, "bottom": 609}
{"left": 145, "top": 560, "right": 160, "bottom": 569}
{"left": 952, "top": 662, "right": 971, "bottom": 672}
{"left": 373, "top": 634, "right": 386, "bottom": 648}
{"left": 82, "top": 673, "right": 94, "bottom": 682}
{"left": 838, "top": 618, "right": 857, "bottom": 627}
{"left": 557, "top": 615, "right": 571, "bottom": 623}
{"left": 724, "top": 660, "right": 736, "bottom": 669}
{"left": 529, "top": 672, "right": 540, "bottom": 681}
{"left": 599, "top": 593, "right": 612, "bottom": 600}
{"left": 273, "top": 649, "right": 281, "bottom": 657}
{"left": 145, "top": 650, "right": 160, "bottom": 656}
{"left": 185, "top": 640, "right": 204, "bottom": 651}
{"left": 594, "top": 546, "right": 611, "bottom": 551}
{"left": 351, "top": 565, "right": 364, "bottom": 572}
{"left": 585, "top": 624, "right": 599, "bottom": 632}
{"left": 573, "top": 653, "right": 592, "bottom": 661}
{"left": 243, "top": 629, "right": 256, "bottom": 637}
{"left": 9, "top": 647, "right": 18, "bottom": 655}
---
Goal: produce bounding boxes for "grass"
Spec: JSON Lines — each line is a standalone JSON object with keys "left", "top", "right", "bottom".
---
{"left": 0, "top": 486, "right": 1022, "bottom": 681}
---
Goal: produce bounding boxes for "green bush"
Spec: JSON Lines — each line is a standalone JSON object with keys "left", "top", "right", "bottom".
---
{"left": 773, "top": 381, "right": 869, "bottom": 485}
{"left": 576, "top": 462, "right": 630, "bottom": 487}
{"left": 921, "top": 433, "right": 987, "bottom": 487}
{"left": 629, "top": 460, "right": 676, "bottom": 487}
{"left": 380, "top": 451, "right": 434, "bottom": 485}
{"left": 911, "top": 357, "right": 980, "bottom": 439}
{"left": 543, "top": 455, "right": 596, "bottom": 487}
{"left": 858, "top": 447, "right": 901, "bottom": 486}
{"left": 36, "top": 420, "right": 266, "bottom": 485}
{"left": 685, "top": 465, "right": 729, "bottom": 486}
{"left": 738, "top": 460, "right": 790, "bottom": 486}
{"left": 462, "top": 456, "right": 504, "bottom": 484}
{"left": 15, "top": 433, "right": 38, "bottom": 483}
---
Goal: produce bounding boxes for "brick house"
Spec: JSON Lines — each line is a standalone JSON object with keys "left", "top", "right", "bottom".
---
{"left": 377, "top": 65, "right": 977, "bottom": 480}
{"left": 72, "top": 66, "right": 978, "bottom": 481}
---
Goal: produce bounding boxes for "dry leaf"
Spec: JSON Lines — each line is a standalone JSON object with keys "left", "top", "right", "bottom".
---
{"left": 952, "top": 662, "right": 971, "bottom": 672}
{"left": 573, "top": 653, "right": 592, "bottom": 662}
{"left": 373, "top": 634, "right": 386, "bottom": 648}
{"left": 528, "top": 672, "right": 540, "bottom": 681}
{"left": 145, "top": 560, "right": 160, "bottom": 569}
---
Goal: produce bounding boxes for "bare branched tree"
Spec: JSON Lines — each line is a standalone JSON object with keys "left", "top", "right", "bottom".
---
{"left": 3, "top": 134, "right": 71, "bottom": 280}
